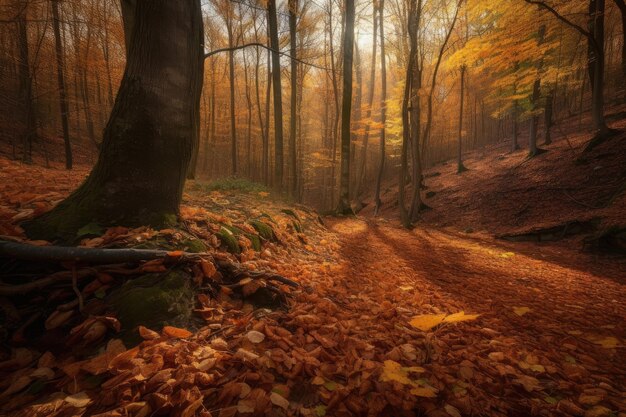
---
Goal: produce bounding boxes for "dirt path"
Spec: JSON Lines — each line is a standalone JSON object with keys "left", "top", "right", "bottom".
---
{"left": 315, "top": 218, "right": 625, "bottom": 416}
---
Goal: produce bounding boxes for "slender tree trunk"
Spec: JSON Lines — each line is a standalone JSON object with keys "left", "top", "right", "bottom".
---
{"left": 51, "top": 0, "right": 72, "bottom": 170}
{"left": 588, "top": 0, "right": 608, "bottom": 132}
{"left": 328, "top": 3, "right": 340, "bottom": 208}
{"left": 25, "top": 0, "right": 204, "bottom": 241}
{"left": 16, "top": 8, "right": 36, "bottom": 164}
{"left": 226, "top": 10, "right": 237, "bottom": 175}
{"left": 617, "top": 0, "right": 626, "bottom": 97}
{"left": 355, "top": 1, "right": 378, "bottom": 199}
{"left": 543, "top": 89, "right": 554, "bottom": 145}
{"left": 529, "top": 25, "right": 546, "bottom": 157}
{"left": 268, "top": 0, "right": 284, "bottom": 189}
{"left": 374, "top": 0, "right": 386, "bottom": 215}
{"left": 336, "top": 0, "right": 355, "bottom": 214}
{"left": 288, "top": 0, "right": 298, "bottom": 198}
{"left": 408, "top": 0, "right": 423, "bottom": 221}
{"left": 399, "top": 0, "right": 418, "bottom": 227}
{"left": 512, "top": 99, "right": 519, "bottom": 151}
{"left": 457, "top": 65, "right": 467, "bottom": 173}
{"left": 253, "top": 19, "right": 267, "bottom": 182}
{"left": 352, "top": 41, "right": 362, "bottom": 198}
{"left": 264, "top": 30, "right": 272, "bottom": 185}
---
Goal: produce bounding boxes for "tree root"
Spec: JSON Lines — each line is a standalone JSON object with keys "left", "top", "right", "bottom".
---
{"left": 0, "top": 240, "right": 300, "bottom": 294}
{"left": 582, "top": 127, "right": 620, "bottom": 154}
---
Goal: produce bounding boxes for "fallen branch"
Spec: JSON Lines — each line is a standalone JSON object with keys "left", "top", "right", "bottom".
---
{"left": 0, "top": 269, "right": 96, "bottom": 296}
{"left": 0, "top": 241, "right": 188, "bottom": 264}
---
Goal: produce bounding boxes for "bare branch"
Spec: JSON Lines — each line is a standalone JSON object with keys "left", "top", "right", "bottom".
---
{"left": 204, "top": 42, "right": 332, "bottom": 72}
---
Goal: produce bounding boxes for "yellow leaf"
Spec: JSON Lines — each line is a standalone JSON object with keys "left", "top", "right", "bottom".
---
{"left": 65, "top": 392, "right": 92, "bottom": 408}
{"left": 584, "top": 405, "right": 612, "bottom": 417}
{"left": 258, "top": 191, "right": 270, "bottom": 197}
{"left": 442, "top": 311, "right": 480, "bottom": 324}
{"left": 399, "top": 285, "right": 414, "bottom": 291}
{"left": 311, "top": 376, "right": 325, "bottom": 385}
{"left": 379, "top": 360, "right": 424, "bottom": 385}
{"left": 593, "top": 337, "right": 619, "bottom": 349}
{"left": 500, "top": 252, "right": 515, "bottom": 258}
{"left": 409, "top": 312, "right": 480, "bottom": 331}
{"left": 409, "top": 314, "right": 446, "bottom": 331}
{"left": 513, "top": 307, "right": 531, "bottom": 316}
{"left": 410, "top": 386, "right": 437, "bottom": 397}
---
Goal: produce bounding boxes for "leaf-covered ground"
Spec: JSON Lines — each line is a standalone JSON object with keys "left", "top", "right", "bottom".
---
{"left": 0, "top": 148, "right": 624, "bottom": 417}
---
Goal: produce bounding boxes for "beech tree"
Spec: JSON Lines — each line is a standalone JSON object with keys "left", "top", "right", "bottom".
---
{"left": 24, "top": 0, "right": 204, "bottom": 241}
{"left": 336, "top": 0, "right": 355, "bottom": 214}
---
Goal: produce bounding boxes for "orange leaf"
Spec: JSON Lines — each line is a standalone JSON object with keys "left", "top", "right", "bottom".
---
{"left": 163, "top": 326, "right": 193, "bottom": 339}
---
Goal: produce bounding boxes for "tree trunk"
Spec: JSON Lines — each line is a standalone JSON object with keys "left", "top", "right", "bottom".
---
{"left": 588, "top": 0, "right": 607, "bottom": 132}
{"left": 288, "top": 0, "right": 298, "bottom": 198}
{"left": 409, "top": 0, "right": 423, "bottom": 222}
{"left": 512, "top": 100, "right": 519, "bottom": 151}
{"left": 226, "top": 8, "right": 237, "bottom": 176}
{"left": 51, "top": 0, "right": 72, "bottom": 170}
{"left": 543, "top": 89, "right": 554, "bottom": 145}
{"left": 120, "top": 0, "right": 136, "bottom": 54}
{"left": 399, "top": 0, "right": 417, "bottom": 227}
{"left": 336, "top": 0, "right": 355, "bottom": 214}
{"left": 374, "top": 0, "right": 386, "bottom": 215}
{"left": 268, "top": 0, "right": 284, "bottom": 189}
{"left": 16, "top": 8, "right": 36, "bottom": 164}
{"left": 24, "top": 0, "right": 204, "bottom": 242}
{"left": 355, "top": 1, "right": 378, "bottom": 199}
{"left": 457, "top": 65, "right": 467, "bottom": 173}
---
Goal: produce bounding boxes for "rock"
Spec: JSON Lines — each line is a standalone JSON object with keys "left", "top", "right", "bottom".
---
{"left": 108, "top": 270, "right": 196, "bottom": 345}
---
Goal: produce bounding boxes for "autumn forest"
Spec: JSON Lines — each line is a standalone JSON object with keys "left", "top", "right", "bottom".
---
{"left": 0, "top": 0, "right": 624, "bottom": 416}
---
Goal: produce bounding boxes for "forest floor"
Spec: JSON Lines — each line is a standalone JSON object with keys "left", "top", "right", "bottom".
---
{"left": 0, "top": 112, "right": 625, "bottom": 417}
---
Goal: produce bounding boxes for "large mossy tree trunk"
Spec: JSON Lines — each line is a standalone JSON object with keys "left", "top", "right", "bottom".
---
{"left": 23, "top": 0, "right": 204, "bottom": 242}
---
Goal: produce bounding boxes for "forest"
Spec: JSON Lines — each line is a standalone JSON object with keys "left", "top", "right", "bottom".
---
{"left": 0, "top": 0, "right": 624, "bottom": 416}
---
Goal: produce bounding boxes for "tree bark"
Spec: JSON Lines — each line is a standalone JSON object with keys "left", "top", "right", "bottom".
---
{"left": 24, "top": 0, "right": 204, "bottom": 242}
{"left": 409, "top": 0, "right": 423, "bottom": 221}
{"left": 288, "top": 0, "right": 298, "bottom": 198}
{"left": 51, "top": 0, "right": 72, "bottom": 170}
{"left": 336, "top": 0, "right": 355, "bottom": 214}
{"left": 588, "top": 0, "right": 607, "bottom": 132}
{"left": 16, "top": 7, "right": 36, "bottom": 164}
{"left": 226, "top": 6, "right": 238, "bottom": 176}
{"left": 457, "top": 65, "right": 467, "bottom": 173}
{"left": 268, "top": 0, "right": 284, "bottom": 189}
{"left": 355, "top": 1, "right": 378, "bottom": 199}
{"left": 374, "top": 0, "right": 386, "bottom": 215}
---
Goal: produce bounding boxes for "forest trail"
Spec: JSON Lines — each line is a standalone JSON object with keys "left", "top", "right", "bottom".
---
{"left": 317, "top": 217, "right": 625, "bottom": 415}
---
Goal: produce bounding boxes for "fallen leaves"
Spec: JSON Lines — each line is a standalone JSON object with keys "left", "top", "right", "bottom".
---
{"left": 409, "top": 311, "right": 480, "bottom": 331}
{"left": 162, "top": 326, "right": 193, "bottom": 339}
{"left": 513, "top": 306, "right": 531, "bottom": 316}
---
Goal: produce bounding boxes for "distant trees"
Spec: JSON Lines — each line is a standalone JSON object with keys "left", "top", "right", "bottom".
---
{"left": 0, "top": 0, "right": 623, "bottom": 228}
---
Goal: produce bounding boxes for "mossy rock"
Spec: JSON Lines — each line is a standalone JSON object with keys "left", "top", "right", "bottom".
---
{"left": 249, "top": 220, "right": 275, "bottom": 241}
{"left": 217, "top": 226, "right": 241, "bottom": 253}
{"left": 107, "top": 270, "right": 196, "bottom": 345}
{"left": 281, "top": 209, "right": 301, "bottom": 221}
{"left": 182, "top": 238, "right": 207, "bottom": 253}
{"left": 292, "top": 220, "right": 303, "bottom": 233}
{"left": 246, "top": 233, "right": 262, "bottom": 251}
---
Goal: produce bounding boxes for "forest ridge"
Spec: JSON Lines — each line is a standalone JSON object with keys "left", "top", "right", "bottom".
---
{"left": 1, "top": 0, "right": 624, "bottom": 220}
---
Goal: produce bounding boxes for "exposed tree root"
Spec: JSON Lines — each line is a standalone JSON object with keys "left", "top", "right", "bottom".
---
{"left": 582, "top": 127, "right": 620, "bottom": 153}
